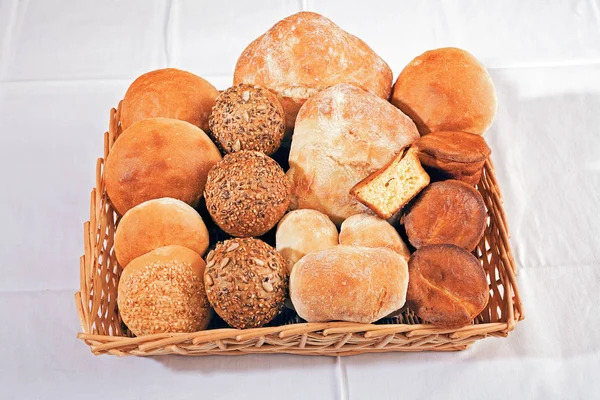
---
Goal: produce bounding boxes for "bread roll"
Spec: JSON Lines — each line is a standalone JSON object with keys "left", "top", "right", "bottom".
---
{"left": 114, "top": 198, "right": 209, "bottom": 268}
{"left": 404, "top": 180, "right": 487, "bottom": 252}
{"left": 117, "top": 245, "right": 212, "bottom": 336}
{"left": 204, "top": 151, "right": 290, "bottom": 237}
{"left": 391, "top": 48, "right": 497, "bottom": 136}
{"left": 276, "top": 209, "right": 338, "bottom": 273}
{"left": 290, "top": 246, "right": 409, "bottom": 323}
{"left": 121, "top": 68, "right": 219, "bottom": 132}
{"left": 105, "top": 118, "right": 221, "bottom": 215}
{"left": 234, "top": 12, "right": 393, "bottom": 129}
{"left": 407, "top": 244, "right": 489, "bottom": 328}
{"left": 339, "top": 214, "right": 410, "bottom": 261}
{"left": 287, "top": 84, "right": 420, "bottom": 224}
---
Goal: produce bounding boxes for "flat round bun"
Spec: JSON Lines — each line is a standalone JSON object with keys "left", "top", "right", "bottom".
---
{"left": 234, "top": 12, "right": 393, "bottom": 129}
{"left": 117, "top": 245, "right": 212, "bottom": 336}
{"left": 391, "top": 48, "right": 497, "bottom": 136}
{"left": 290, "top": 245, "right": 409, "bottom": 323}
{"left": 407, "top": 244, "right": 489, "bottom": 328}
{"left": 404, "top": 180, "right": 486, "bottom": 251}
{"left": 204, "top": 151, "right": 290, "bottom": 237}
{"left": 115, "top": 198, "right": 209, "bottom": 268}
{"left": 287, "top": 84, "right": 419, "bottom": 224}
{"left": 276, "top": 209, "right": 339, "bottom": 273}
{"left": 121, "top": 68, "right": 219, "bottom": 132}
{"left": 204, "top": 238, "right": 287, "bottom": 329}
{"left": 339, "top": 214, "right": 411, "bottom": 261}
{"left": 209, "top": 84, "right": 285, "bottom": 155}
{"left": 105, "top": 118, "right": 222, "bottom": 215}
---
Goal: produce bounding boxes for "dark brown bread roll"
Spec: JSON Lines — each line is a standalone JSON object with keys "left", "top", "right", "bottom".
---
{"left": 404, "top": 180, "right": 487, "bottom": 252}
{"left": 407, "top": 244, "right": 489, "bottom": 329}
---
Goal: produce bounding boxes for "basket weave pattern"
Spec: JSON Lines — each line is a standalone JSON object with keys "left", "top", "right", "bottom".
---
{"left": 75, "top": 104, "right": 524, "bottom": 356}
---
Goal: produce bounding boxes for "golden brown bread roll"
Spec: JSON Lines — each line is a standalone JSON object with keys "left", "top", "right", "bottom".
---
{"left": 204, "top": 238, "right": 287, "bottom": 329}
{"left": 391, "top": 48, "right": 497, "bottom": 136}
{"left": 276, "top": 209, "right": 339, "bottom": 273}
{"left": 204, "top": 151, "right": 290, "bottom": 237}
{"left": 403, "top": 180, "right": 487, "bottom": 251}
{"left": 414, "top": 131, "right": 491, "bottom": 185}
{"left": 105, "top": 118, "right": 221, "bottom": 215}
{"left": 339, "top": 214, "right": 410, "bottom": 261}
{"left": 290, "top": 245, "right": 409, "bottom": 323}
{"left": 407, "top": 244, "right": 489, "bottom": 329}
{"left": 287, "top": 84, "right": 419, "bottom": 224}
{"left": 234, "top": 12, "right": 393, "bottom": 129}
{"left": 121, "top": 68, "right": 219, "bottom": 132}
{"left": 117, "top": 245, "right": 212, "bottom": 336}
{"left": 114, "top": 198, "right": 209, "bottom": 268}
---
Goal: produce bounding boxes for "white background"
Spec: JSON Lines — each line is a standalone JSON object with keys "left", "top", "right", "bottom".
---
{"left": 1, "top": 0, "right": 599, "bottom": 399}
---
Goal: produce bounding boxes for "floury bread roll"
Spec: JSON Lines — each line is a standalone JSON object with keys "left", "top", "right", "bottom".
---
{"left": 276, "top": 209, "right": 339, "bottom": 273}
{"left": 339, "top": 214, "right": 411, "bottom": 261}
{"left": 234, "top": 12, "right": 393, "bottom": 129}
{"left": 391, "top": 48, "right": 497, "bottom": 136}
{"left": 114, "top": 198, "right": 209, "bottom": 268}
{"left": 105, "top": 118, "right": 222, "bottom": 215}
{"left": 287, "top": 84, "right": 420, "bottom": 224}
{"left": 121, "top": 68, "right": 219, "bottom": 132}
{"left": 290, "top": 246, "right": 409, "bottom": 323}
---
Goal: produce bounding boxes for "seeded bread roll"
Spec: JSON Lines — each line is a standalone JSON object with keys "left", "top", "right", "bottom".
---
{"left": 287, "top": 84, "right": 420, "bottom": 224}
{"left": 339, "top": 214, "right": 411, "bottom": 261}
{"left": 204, "top": 151, "right": 290, "bottom": 237}
{"left": 407, "top": 244, "right": 489, "bottom": 328}
{"left": 121, "top": 68, "right": 219, "bottom": 132}
{"left": 114, "top": 198, "right": 209, "bottom": 268}
{"left": 276, "top": 209, "right": 339, "bottom": 273}
{"left": 105, "top": 118, "right": 222, "bottom": 215}
{"left": 404, "top": 180, "right": 487, "bottom": 251}
{"left": 391, "top": 48, "right": 497, "bottom": 136}
{"left": 204, "top": 238, "right": 287, "bottom": 329}
{"left": 290, "top": 245, "right": 409, "bottom": 323}
{"left": 117, "top": 245, "right": 212, "bottom": 336}
{"left": 209, "top": 84, "right": 285, "bottom": 155}
{"left": 234, "top": 12, "right": 393, "bottom": 129}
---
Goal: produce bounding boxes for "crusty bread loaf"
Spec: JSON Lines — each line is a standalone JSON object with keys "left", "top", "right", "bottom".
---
{"left": 114, "top": 198, "right": 209, "bottom": 268}
{"left": 276, "top": 209, "right": 339, "bottom": 273}
{"left": 117, "top": 245, "right": 212, "bottom": 336}
{"left": 391, "top": 48, "right": 497, "bottom": 136}
{"left": 121, "top": 68, "right": 219, "bottom": 132}
{"left": 287, "top": 84, "right": 420, "bottom": 224}
{"left": 350, "top": 147, "right": 430, "bottom": 219}
{"left": 407, "top": 244, "right": 489, "bottom": 328}
{"left": 415, "top": 131, "right": 491, "bottom": 185}
{"left": 403, "top": 180, "right": 487, "bottom": 251}
{"left": 290, "top": 245, "right": 409, "bottom": 323}
{"left": 234, "top": 12, "right": 393, "bottom": 129}
{"left": 105, "top": 118, "right": 222, "bottom": 215}
{"left": 339, "top": 214, "right": 410, "bottom": 261}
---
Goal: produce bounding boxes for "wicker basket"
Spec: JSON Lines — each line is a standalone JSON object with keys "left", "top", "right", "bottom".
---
{"left": 75, "top": 103, "right": 524, "bottom": 356}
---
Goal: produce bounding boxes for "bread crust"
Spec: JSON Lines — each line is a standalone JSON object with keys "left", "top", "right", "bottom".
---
{"left": 404, "top": 180, "right": 487, "bottom": 251}
{"left": 105, "top": 118, "right": 222, "bottom": 215}
{"left": 121, "top": 68, "right": 219, "bottom": 132}
{"left": 290, "top": 245, "right": 409, "bottom": 323}
{"left": 234, "top": 12, "right": 393, "bottom": 129}
{"left": 407, "top": 244, "right": 489, "bottom": 329}
{"left": 391, "top": 48, "right": 497, "bottom": 136}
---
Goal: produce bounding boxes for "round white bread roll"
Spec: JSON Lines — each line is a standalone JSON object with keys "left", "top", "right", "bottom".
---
{"left": 117, "top": 245, "right": 212, "bottom": 336}
{"left": 115, "top": 198, "right": 210, "bottom": 268}
{"left": 290, "top": 245, "right": 409, "bottom": 323}
{"left": 339, "top": 214, "right": 411, "bottom": 261}
{"left": 287, "top": 84, "right": 419, "bottom": 224}
{"left": 276, "top": 209, "right": 339, "bottom": 273}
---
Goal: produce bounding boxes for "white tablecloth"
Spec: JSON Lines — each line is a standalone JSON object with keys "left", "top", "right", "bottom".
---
{"left": 1, "top": 1, "right": 599, "bottom": 398}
